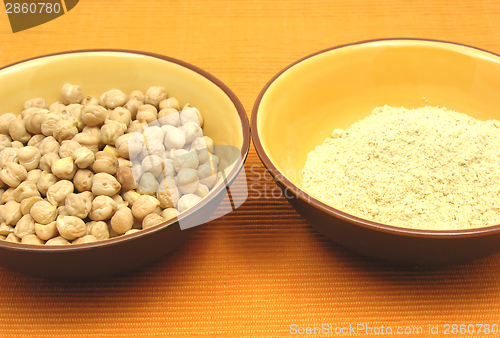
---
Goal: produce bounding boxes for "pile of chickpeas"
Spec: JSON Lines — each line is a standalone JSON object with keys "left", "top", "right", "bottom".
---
{"left": 0, "top": 84, "right": 220, "bottom": 245}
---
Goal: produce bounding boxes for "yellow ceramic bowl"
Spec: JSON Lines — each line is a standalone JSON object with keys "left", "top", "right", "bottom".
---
{"left": 0, "top": 50, "right": 250, "bottom": 279}
{"left": 252, "top": 39, "right": 500, "bottom": 265}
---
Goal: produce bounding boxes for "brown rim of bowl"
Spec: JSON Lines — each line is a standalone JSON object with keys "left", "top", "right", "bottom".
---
{"left": 251, "top": 37, "right": 500, "bottom": 239}
{"left": 0, "top": 49, "right": 250, "bottom": 252}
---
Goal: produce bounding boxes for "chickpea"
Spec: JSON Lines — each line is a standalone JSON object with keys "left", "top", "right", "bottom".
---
{"left": 159, "top": 97, "right": 181, "bottom": 111}
{"left": 92, "top": 173, "right": 121, "bottom": 196}
{"left": 61, "top": 83, "right": 83, "bottom": 105}
{"left": 157, "top": 186, "right": 179, "bottom": 209}
{"left": 9, "top": 118, "right": 31, "bottom": 143}
{"left": 58, "top": 140, "right": 81, "bottom": 158}
{"left": 27, "top": 134, "right": 45, "bottom": 148}
{"left": 20, "top": 196, "right": 43, "bottom": 215}
{"left": 89, "top": 196, "right": 117, "bottom": 221}
{"left": 136, "top": 172, "right": 159, "bottom": 196}
{"left": 0, "top": 148, "right": 18, "bottom": 168}
{"left": 24, "top": 97, "right": 48, "bottom": 109}
{"left": 124, "top": 98, "right": 142, "bottom": 120}
{"left": 72, "top": 235, "right": 98, "bottom": 245}
{"left": 81, "top": 95, "right": 99, "bottom": 106}
{"left": 124, "top": 229, "right": 141, "bottom": 235}
{"left": 72, "top": 133, "right": 100, "bottom": 153}
{"left": 13, "top": 180, "right": 40, "bottom": 202}
{"left": 38, "top": 136, "right": 60, "bottom": 155}
{"left": 0, "top": 162, "right": 27, "bottom": 188}
{"left": 17, "top": 146, "right": 41, "bottom": 171}
{"left": 101, "top": 120, "right": 127, "bottom": 145}
{"left": 131, "top": 195, "right": 160, "bottom": 220}
{"left": 0, "top": 134, "right": 12, "bottom": 152}
{"left": 25, "top": 110, "right": 47, "bottom": 135}
{"left": 177, "top": 194, "right": 202, "bottom": 213}
{"left": 21, "top": 107, "right": 40, "bottom": 120}
{"left": 39, "top": 153, "right": 60, "bottom": 173}
{"left": 180, "top": 107, "right": 203, "bottom": 127}
{"left": 64, "top": 193, "right": 92, "bottom": 219}
{"left": 142, "top": 213, "right": 164, "bottom": 229}
{"left": 51, "top": 157, "right": 77, "bottom": 180}
{"left": 116, "top": 166, "right": 136, "bottom": 191}
{"left": 2, "top": 200, "right": 22, "bottom": 225}
{"left": 109, "top": 107, "right": 132, "bottom": 126}
{"left": 163, "top": 125, "right": 186, "bottom": 150}
{"left": 158, "top": 108, "right": 180, "bottom": 126}
{"left": 127, "top": 120, "right": 148, "bottom": 133}
{"left": 71, "top": 147, "right": 95, "bottom": 169}
{"left": 10, "top": 141, "right": 22, "bottom": 149}
{"left": 195, "top": 183, "right": 209, "bottom": 198}
{"left": 73, "top": 169, "right": 93, "bottom": 192}
{"left": 45, "top": 236, "right": 70, "bottom": 245}
{"left": 26, "top": 169, "right": 42, "bottom": 182}
{"left": 110, "top": 206, "right": 134, "bottom": 234}
{"left": 87, "top": 221, "right": 110, "bottom": 240}
{"left": 46, "top": 180, "right": 74, "bottom": 206}
{"left": 140, "top": 154, "right": 163, "bottom": 177}
{"left": 102, "top": 89, "right": 128, "bottom": 109}
{"left": 122, "top": 190, "right": 140, "bottom": 206}
{"left": 53, "top": 119, "right": 78, "bottom": 143}
{"left": 0, "top": 223, "right": 14, "bottom": 236}
{"left": 40, "top": 113, "right": 61, "bottom": 136}
{"left": 30, "top": 200, "right": 57, "bottom": 225}
{"left": 192, "top": 136, "right": 214, "bottom": 153}
{"left": 14, "top": 214, "right": 35, "bottom": 238}
{"left": 136, "top": 104, "right": 158, "bottom": 123}
{"left": 103, "top": 145, "right": 119, "bottom": 158}
{"left": 176, "top": 168, "right": 199, "bottom": 194}
{"left": 92, "top": 151, "right": 118, "bottom": 175}
{"left": 81, "top": 105, "right": 107, "bottom": 127}
{"left": 144, "top": 86, "right": 167, "bottom": 108}
{"left": 49, "top": 101, "right": 65, "bottom": 114}
{"left": 56, "top": 215, "right": 86, "bottom": 240}
{"left": 0, "top": 113, "right": 16, "bottom": 135}
{"left": 129, "top": 90, "right": 144, "bottom": 102}
{"left": 115, "top": 133, "right": 131, "bottom": 159}
{"left": 181, "top": 121, "right": 203, "bottom": 143}
{"left": 82, "top": 125, "right": 102, "bottom": 140}
{"left": 161, "top": 208, "right": 178, "bottom": 221}
{"left": 173, "top": 150, "right": 199, "bottom": 172}
{"left": 35, "top": 172, "right": 57, "bottom": 197}
{"left": 118, "top": 157, "right": 131, "bottom": 168}
{"left": 22, "top": 234, "right": 45, "bottom": 245}
{"left": 1, "top": 188, "right": 14, "bottom": 204}
{"left": 5, "top": 233, "right": 20, "bottom": 243}
{"left": 34, "top": 221, "right": 58, "bottom": 241}
{"left": 197, "top": 162, "right": 219, "bottom": 188}
{"left": 112, "top": 194, "right": 126, "bottom": 207}
{"left": 57, "top": 206, "right": 69, "bottom": 216}
{"left": 80, "top": 191, "right": 94, "bottom": 201}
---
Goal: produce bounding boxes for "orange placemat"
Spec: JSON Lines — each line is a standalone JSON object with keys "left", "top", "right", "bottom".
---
{"left": 2, "top": 1, "right": 500, "bottom": 337}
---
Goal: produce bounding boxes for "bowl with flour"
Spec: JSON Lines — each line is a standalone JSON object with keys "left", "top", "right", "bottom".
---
{"left": 252, "top": 39, "right": 500, "bottom": 265}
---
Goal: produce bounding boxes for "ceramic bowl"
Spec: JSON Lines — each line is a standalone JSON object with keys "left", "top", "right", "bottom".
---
{"left": 252, "top": 39, "right": 500, "bottom": 265}
{"left": 0, "top": 50, "right": 250, "bottom": 279}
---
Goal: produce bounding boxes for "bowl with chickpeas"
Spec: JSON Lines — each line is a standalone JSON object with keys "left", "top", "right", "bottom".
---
{"left": 0, "top": 50, "right": 250, "bottom": 280}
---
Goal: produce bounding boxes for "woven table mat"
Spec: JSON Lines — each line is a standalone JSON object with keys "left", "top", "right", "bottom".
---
{"left": 1, "top": 1, "right": 500, "bottom": 337}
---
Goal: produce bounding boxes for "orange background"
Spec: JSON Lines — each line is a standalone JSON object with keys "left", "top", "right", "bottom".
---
{"left": 2, "top": 0, "right": 500, "bottom": 337}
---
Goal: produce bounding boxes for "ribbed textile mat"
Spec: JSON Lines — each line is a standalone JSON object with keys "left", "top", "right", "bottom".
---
{"left": 2, "top": 1, "right": 500, "bottom": 337}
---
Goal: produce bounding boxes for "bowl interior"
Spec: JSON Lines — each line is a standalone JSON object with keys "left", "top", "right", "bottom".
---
{"left": 0, "top": 51, "right": 244, "bottom": 152}
{"left": 256, "top": 40, "right": 500, "bottom": 193}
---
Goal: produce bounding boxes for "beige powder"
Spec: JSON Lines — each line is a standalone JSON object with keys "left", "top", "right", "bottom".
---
{"left": 302, "top": 105, "right": 500, "bottom": 229}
